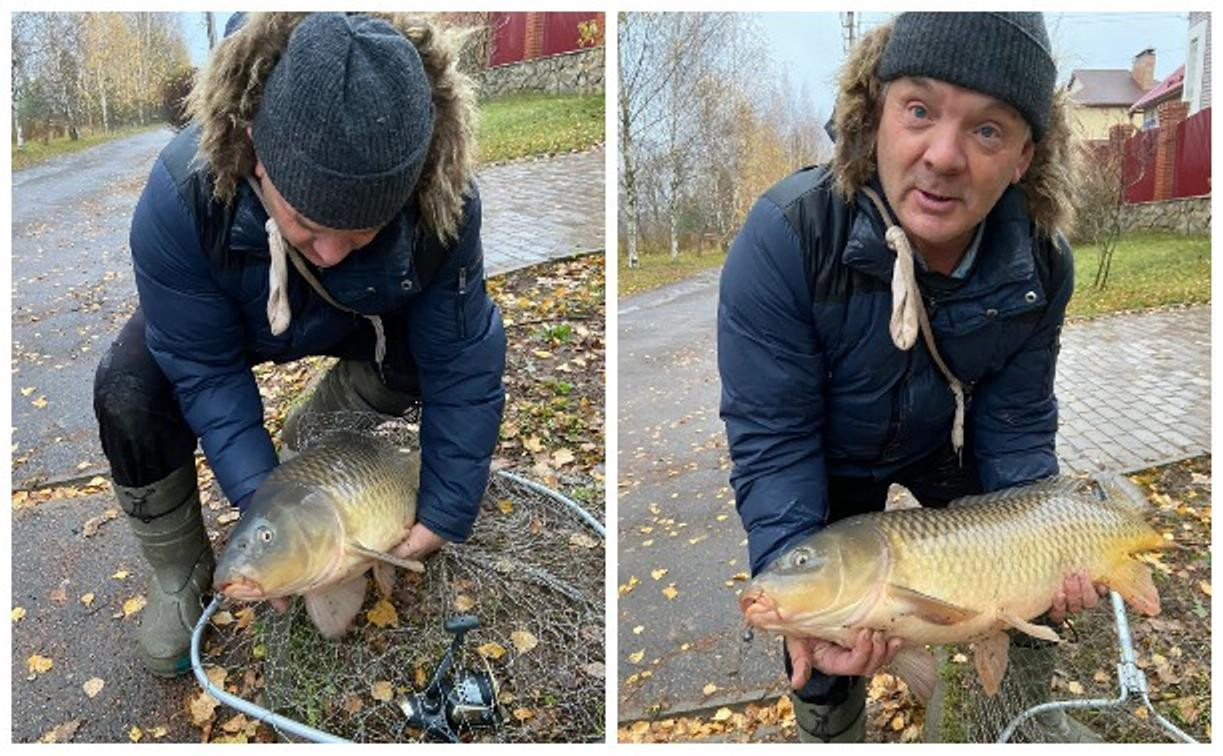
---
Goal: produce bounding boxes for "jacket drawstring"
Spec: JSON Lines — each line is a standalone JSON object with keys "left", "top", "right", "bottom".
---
{"left": 860, "top": 185, "right": 965, "bottom": 460}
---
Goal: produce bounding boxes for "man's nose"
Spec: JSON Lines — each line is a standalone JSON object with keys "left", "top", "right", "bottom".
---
{"left": 922, "top": 124, "right": 968, "bottom": 175}
{"left": 311, "top": 236, "right": 354, "bottom": 267}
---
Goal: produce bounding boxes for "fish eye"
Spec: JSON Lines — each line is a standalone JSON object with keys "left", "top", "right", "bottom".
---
{"left": 256, "top": 525, "right": 273, "bottom": 543}
{"left": 792, "top": 549, "right": 811, "bottom": 567}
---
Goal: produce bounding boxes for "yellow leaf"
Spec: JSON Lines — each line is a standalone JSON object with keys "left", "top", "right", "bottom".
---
{"left": 650, "top": 568, "right": 668, "bottom": 581}
{"left": 510, "top": 629, "right": 539, "bottom": 654}
{"left": 703, "top": 683, "right": 718, "bottom": 695}
{"left": 83, "top": 677, "right": 105, "bottom": 698}
{"left": 12, "top": 607, "right": 26, "bottom": 621}
{"left": 80, "top": 593, "right": 94, "bottom": 607}
{"left": 27, "top": 654, "right": 54, "bottom": 676}
{"left": 1093, "top": 670, "right": 1111, "bottom": 684}
{"left": 632, "top": 625, "right": 644, "bottom": 635}
{"left": 205, "top": 665, "right": 228, "bottom": 688}
{"left": 513, "top": 707, "right": 535, "bottom": 722}
{"left": 582, "top": 662, "right": 605, "bottom": 679}
{"left": 628, "top": 650, "right": 645, "bottom": 664}
{"left": 366, "top": 598, "right": 399, "bottom": 628}
{"left": 189, "top": 692, "right": 218, "bottom": 727}
{"left": 370, "top": 680, "right": 394, "bottom": 702}
{"left": 234, "top": 607, "right": 255, "bottom": 630}
{"left": 641, "top": 539, "right": 654, "bottom": 547}
{"left": 1200, "top": 581, "right": 1212, "bottom": 596}
{"left": 730, "top": 572, "right": 749, "bottom": 582}
{"left": 891, "top": 715, "right": 906, "bottom": 731}
{"left": 716, "top": 514, "right": 729, "bottom": 521}
{"left": 569, "top": 531, "right": 598, "bottom": 548}
{"left": 211, "top": 610, "right": 234, "bottom": 627}
{"left": 1068, "top": 681, "right": 1084, "bottom": 695}
{"left": 497, "top": 498, "right": 514, "bottom": 514}
{"left": 618, "top": 576, "right": 640, "bottom": 596}
{"left": 129, "top": 726, "right": 143, "bottom": 742}
{"left": 523, "top": 436, "right": 544, "bottom": 453}
{"left": 552, "top": 448, "right": 576, "bottom": 466}
{"left": 478, "top": 642, "right": 507, "bottom": 660}
{"left": 122, "top": 595, "right": 147, "bottom": 617}
{"left": 20, "top": 386, "right": 34, "bottom": 396}
{"left": 149, "top": 726, "right": 167, "bottom": 739}
{"left": 220, "top": 713, "right": 248, "bottom": 733}
{"left": 712, "top": 707, "right": 733, "bottom": 722}
{"left": 344, "top": 694, "right": 365, "bottom": 715}
{"left": 454, "top": 594, "right": 476, "bottom": 612}
{"left": 662, "top": 584, "right": 679, "bottom": 600}
{"left": 38, "top": 719, "right": 81, "bottom": 743}
{"left": 32, "top": 396, "right": 48, "bottom": 409}
{"left": 111, "top": 570, "right": 129, "bottom": 580}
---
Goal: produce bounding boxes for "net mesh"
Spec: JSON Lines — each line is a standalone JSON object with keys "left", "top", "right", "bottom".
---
{"left": 199, "top": 410, "right": 605, "bottom": 743}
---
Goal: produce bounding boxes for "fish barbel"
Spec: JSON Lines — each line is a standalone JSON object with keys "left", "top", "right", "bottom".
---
{"left": 739, "top": 475, "right": 1167, "bottom": 698}
{"left": 214, "top": 431, "right": 424, "bottom": 638}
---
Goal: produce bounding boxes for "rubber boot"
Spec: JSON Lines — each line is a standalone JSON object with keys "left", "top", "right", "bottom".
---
{"left": 1006, "top": 641, "right": 1103, "bottom": 743}
{"left": 116, "top": 463, "right": 214, "bottom": 677}
{"left": 791, "top": 676, "right": 867, "bottom": 743}
{"left": 280, "top": 359, "right": 417, "bottom": 456}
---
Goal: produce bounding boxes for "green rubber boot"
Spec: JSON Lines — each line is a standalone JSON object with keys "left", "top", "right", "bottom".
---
{"left": 791, "top": 676, "right": 867, "bottom": 743}
{"left": 280, "top": 359, "right": 417, "bottom": 457}
{"left": 116, "top": 463, "right": 214, "bottom": 677}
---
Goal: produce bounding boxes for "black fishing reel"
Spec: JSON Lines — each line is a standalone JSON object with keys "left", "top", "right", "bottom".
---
{"left": 399, "top": 614, "right": 502, "bottom": 742}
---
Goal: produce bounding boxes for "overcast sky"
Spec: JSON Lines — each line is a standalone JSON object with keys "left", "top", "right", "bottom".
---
{"left": 759, "top": 12, "right": 1193, "bottom": 123}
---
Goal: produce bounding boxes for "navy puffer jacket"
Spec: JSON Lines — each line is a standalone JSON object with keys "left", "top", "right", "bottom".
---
{"left": 130, "top": 125, "right": 506, "bottom": 543}
{"left": 719, "top": 166, "right": 1073, "bottom": 575}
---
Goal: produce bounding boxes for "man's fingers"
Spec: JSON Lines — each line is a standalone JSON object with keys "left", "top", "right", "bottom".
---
{"left": 786, "top": 636, "right": 813, "bottom": 689}
{"left": 1049, "top": 590, "right": 1067, "bottom": 623}
{"left": 270, "top": 597, "right": 289, "bottom": 614}
{"left": 1078, "top": 573, "right": 1100, "bottom": 610}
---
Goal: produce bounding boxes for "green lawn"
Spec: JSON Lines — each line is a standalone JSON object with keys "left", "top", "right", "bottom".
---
{"left": 619, "top": 247, "right": 727, "bottom": 299}
{"left": 477, "top": 92, "right": 604, "bottom": 164}
{"left": 1068, "top": 231, "right": 1210, "bottom": 319}
{"left": 11, "top": 124, "right": 164, "bottom": 171}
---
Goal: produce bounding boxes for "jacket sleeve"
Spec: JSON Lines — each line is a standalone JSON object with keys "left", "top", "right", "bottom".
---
{"left": 718, "top": 197, "right": 828, "bottom": 576}
{"left": 970, "top": 234, "right": 1075, "bottom": 490}
{"left": 130, "top": 157, "right": 278, "bottom": 505}
{"left": 409, "top": 187, "right": 507, "bottom": 543}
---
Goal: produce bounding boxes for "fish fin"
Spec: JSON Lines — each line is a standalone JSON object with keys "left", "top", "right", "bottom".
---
{"left": 947, "top": 476, "right": 1087, "bottom": 507}
{"left": 348, "top": 542, "right": 425, "bottom": 573}
{"left": 888, "top": 584, "right": 979, "bottom": 625}
{"left": 888, "top": 645, "right": 937, "bottom": 703}
{"left": 973, "top": 631, "right": 1010, "bottom": 697}
{"left": 372, "top": 561, "right": 396, "bottom": 598}
{"left": 1090, "top": 472, "right": 1149, "bottom": 514}
{"left": 1102, "top": 558, "right": 1161, "bottom": 616}
{"left": 303, "top": 573, "right": 368, "bottom": 639}
{"left": 996, "top": 609, "right": 1061, "bottom": 643}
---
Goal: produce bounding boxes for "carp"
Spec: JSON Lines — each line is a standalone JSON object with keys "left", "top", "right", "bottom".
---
{"left": 214, "top": 431, "right": 424, "bottom": 638}
{"left": 739, "top": 475, "right": 1167, "bottom": 699}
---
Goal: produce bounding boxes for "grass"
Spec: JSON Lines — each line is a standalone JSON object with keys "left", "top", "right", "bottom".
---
{"left": 11, "top": 123, "right": 164, "bottom": 171}
{"left": 618, "top": 247, "right": 727, "bottom": 299}
{"left": 477, "top": 92, "right": 604, "bottom": 164}
{"left": 1068, "top": 231, "right": 1210, "bottom": 319}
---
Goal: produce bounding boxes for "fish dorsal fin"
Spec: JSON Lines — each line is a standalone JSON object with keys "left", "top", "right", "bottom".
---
{"left": 1090, "top": 471, "right": 1149, "bottom": 515}
{"left": 303, "top": 572, "right": 368, "bottom": 639}
{"left": 348, "top": 541, "right": 426, "bottom": 573}
{"left": 947, "top": 475, "right": 1087, "bottom": 507}
{"left": 888, "top": 584, "right": 979, "bottom": 625}
{"left": 996, "top": 609, "right": 1060, "bottom": 643}
{"left": 973, "top": 631, "right": 1011, "bottom": 697}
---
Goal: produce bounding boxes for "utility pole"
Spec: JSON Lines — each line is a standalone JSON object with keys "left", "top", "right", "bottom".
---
{"left": 840, "top": 12, "right": 859, "bottom": 54}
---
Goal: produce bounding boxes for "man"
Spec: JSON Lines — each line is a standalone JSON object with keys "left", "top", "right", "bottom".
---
{"left": 93, "top": 13, "right": 505, "bottom": 677}
{"left": 719, "top": 13, "right": 1099, "bottom": 742}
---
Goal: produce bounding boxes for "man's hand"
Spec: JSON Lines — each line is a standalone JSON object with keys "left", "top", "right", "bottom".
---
{"left": 267, "top": 523, "right": 449, "bottom": 615}
{"left": 391, "top": 522, "right": 448, "bottom": 561}
{"left": 1048, "top": 570, "right": 1108, "bottom": 624}
{"left": 786, "top": 629, "right": 903, "bottom": 689}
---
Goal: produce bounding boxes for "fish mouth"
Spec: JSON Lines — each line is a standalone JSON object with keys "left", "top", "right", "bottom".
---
{"left": 216, "top": 575, "right": 266, "bottom": 601}
{"left": 739, "top": 586, "right": 783, "bottom": 627}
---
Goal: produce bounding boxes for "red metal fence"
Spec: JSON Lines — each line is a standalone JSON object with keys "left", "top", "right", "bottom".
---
{"left": 1122, "top": 106, "right": 1211, "bottom": 203}
{"left": 1173, "top": 108, "right": 1211, "bottom": 198}
{"left": 488, "top": 11, "right": 601, "bottom": 66}
{"left": 1123, "top": 128, "right": 1159, "bottom": 203}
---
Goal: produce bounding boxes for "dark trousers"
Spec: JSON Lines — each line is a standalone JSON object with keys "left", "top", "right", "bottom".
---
{"left": 786, "top": 443, "right": 983, "bottom": 706}
{"left": 93, "top": 308, "right": 418, "bottom": 488}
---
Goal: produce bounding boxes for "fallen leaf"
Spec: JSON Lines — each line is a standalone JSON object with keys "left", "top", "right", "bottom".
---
{"left": 618, "top": 576, "right": 639, "bottom": 596}
{"left": 582, "top": 662, "right": 605, "bottom": 679}
{"left": 344, "top": 695, "right": 364, "bottom": 715}
{"left": 510, "top": 629, "right": 539, "bottom": 654}
{"left": 650, "top": 568, "right": 668, "bottom": 581}
{"left": 477, "top": 642, "right": 507, "bottom": 660}
{"left": 454, "top": 594, "right": 475, "bottom": 612}
{"left": 497, "top": 498, "right": 514, "bottom": 514}
{"left": 370, "top": 680, "right": 394, "bottom": 702}
{"left": 12, "top": 607, "right": 26, "bottom": 621}
{"left": 1200, "top": 581, "right": 1211, "bottom": 596}
{"left": 1093, "top": 670, "right": 1111, "bottom": 684}
{"left": 38, "top": 719, "right": 81, "bottom": 743}
{"left": 76, "top": 461, "right": 92, "bottom": 471}
{"left": 366, "top": 598, "right": 399, "bottom": 628}
{"left": 27, "top": 654, "right": 53, "bottom": 677}
{"left": 513, "top": 707, "right": 535, "bottom": 722}
{"left": 551, "top": 448, "right": 575, "bottom": 466}
{"left": 662, "top": 584, "right": 678, "bottom": 600}
{"left": 149, "top": 726, "right": 168, "bottom": 739}
{"left": 80, "top": 593, "right": 95, "bottom": 607}
{"left": 211, "top": 611, "right": 234, "bottom": 627}
{"left": 703, "top": 683, "right": 718, "bottom": 695}
{"left": 523, "top": 436, "right": 544, "bottom": 453}
{"left": 123, "top": 595, "right": 147, "bottom": 617}
{"left": 32, "top": 396, "right": 48, "bottom": 409}
{"left": 83, "top": 677, "right": 105, "bottom": 698}
{"left": 112, "top": 570, "right": 130, "bottom": 580}
{"left": 129, "top": 726, "right": 143, "bottom": 742}
{"left": 234, "top": 607, "right": 255, "bottom": 630}
{"left": 569, "top": 531, "right": 598, "bottom": 548}
{"left": 1068, "top": 681, "right": 1084, "bottom": 695}
{"left": 20, "top": 386, "right": 34, "bottom": 396}
{"left": 632, "top": 625, "right": 644, "bottom": 634}
{"left": 50, "top": 580, "right": 69, "bottom": 604}
{"left": 205, "top": 666, "right": 228, "bottom": 688}
{"left": 891, "top": 714, "right": 905, "bottom": 731}
{"left": 628, "top": 650, "right": 645, "bottom": 664}
{"left": 712, "top": 708, "right": 733, "bottom": 722}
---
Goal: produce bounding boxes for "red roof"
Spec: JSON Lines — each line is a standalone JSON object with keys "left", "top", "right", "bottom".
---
{"left": 1130, "top": 65, "right": 1185, "bottom": 113}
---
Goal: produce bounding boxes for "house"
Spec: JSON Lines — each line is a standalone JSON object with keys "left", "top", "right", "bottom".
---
{"left": 1130, "top": 65, "right": 1185, "bottom": 129}
{"left": 1184, "top": 12, "right": 1211, "bottom": 115}
{"left": 1064, "top": 49, "right": 1156, "bottom": 142}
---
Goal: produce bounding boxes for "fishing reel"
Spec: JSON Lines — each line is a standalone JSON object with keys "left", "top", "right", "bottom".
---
{"left": 399, "top": 614, "right": 502, "bottom": 742}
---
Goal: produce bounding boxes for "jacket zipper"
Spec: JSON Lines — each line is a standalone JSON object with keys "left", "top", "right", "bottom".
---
{"left": 880, "top": 347, "right": 915, "bottom": 458}
{"left": 456, "top": 266, "right": 468, "bottom": 339}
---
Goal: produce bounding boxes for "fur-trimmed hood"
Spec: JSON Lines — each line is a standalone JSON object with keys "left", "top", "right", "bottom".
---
{"left": 830, "top": 20, "right": 1077, "bottom": 236}
{"left": 185, "top": 12, "right": 478, "bottom": 243}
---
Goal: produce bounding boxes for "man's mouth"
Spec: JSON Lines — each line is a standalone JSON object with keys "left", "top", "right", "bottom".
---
{"left": 910, "top": 187, "right": 962, "bottom": 214}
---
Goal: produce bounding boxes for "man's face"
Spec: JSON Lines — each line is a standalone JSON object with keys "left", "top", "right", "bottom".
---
{"left": 253, "top": 157, "right": 380, "bottom": 269}
{"left": 875, "top": 76, "right": 1035, "bottom": 262}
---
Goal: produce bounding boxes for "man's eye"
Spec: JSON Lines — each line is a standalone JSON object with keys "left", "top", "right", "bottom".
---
{"left": 979, "top": 125, "right": 999, "bottom": 140}
{"left": 908, "top": 104, "right": 928, "bottom": 120}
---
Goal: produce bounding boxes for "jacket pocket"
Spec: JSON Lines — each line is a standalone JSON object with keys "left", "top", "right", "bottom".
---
{"left": 455, "top": 265, "right": 468, "bottom": 340}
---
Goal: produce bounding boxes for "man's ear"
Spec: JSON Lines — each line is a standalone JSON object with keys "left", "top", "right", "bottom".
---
{"left": 1013, "top": 139, "right": 1035, "bottom": 184}
{"left": 246, "top": 127, "right": 265, "bottom": 180}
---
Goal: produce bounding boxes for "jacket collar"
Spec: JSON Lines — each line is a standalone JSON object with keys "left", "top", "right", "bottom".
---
{"left": 842, "top": 178, "right": 1038, "bottom": 300}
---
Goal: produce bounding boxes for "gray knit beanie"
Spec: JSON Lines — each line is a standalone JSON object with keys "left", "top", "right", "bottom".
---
{"left": 878, "top": 12, "right": 1056, "bottom": 141}
{"left": 252, "top": 13, "right": 435, "bottom": 230}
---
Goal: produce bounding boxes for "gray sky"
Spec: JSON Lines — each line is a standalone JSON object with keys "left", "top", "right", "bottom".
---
{"left": 181, "top": 11, "right": 238, "bottom": 67}
{"left": 758, "top": 12, "right": 1193, "bottom": 124}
